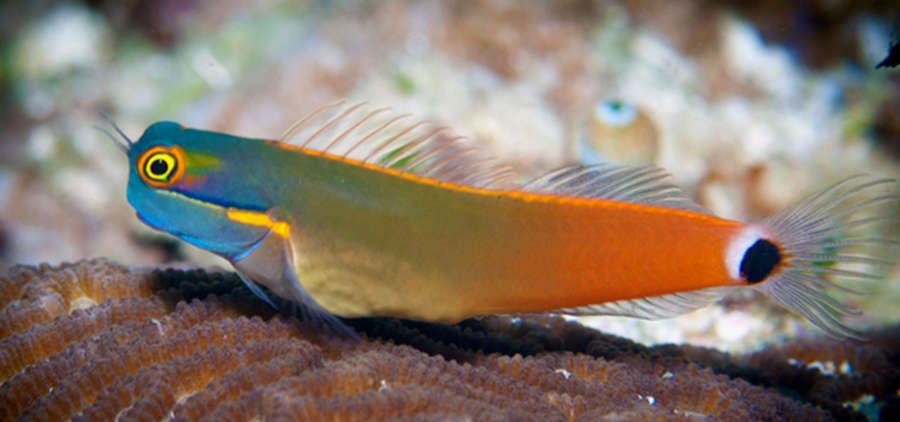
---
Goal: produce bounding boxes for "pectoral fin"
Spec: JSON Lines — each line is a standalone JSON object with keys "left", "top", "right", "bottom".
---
{"left": 235, "top": 271, "right": 278, "bottom": 309}
{"left": 231, "top": 229, "right": 357, "bottom": 339}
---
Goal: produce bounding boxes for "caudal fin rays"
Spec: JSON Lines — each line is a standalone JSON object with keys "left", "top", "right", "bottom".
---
{"left": 753, "top": 176, "right": 897, "bottom": 339}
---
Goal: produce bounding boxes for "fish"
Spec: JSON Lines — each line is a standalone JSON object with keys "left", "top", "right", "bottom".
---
{"left": 100, "top": 101, "right": 897, "bottom": 339}
{"left": 579, "top": 99, "right": 659, "bottom": 166}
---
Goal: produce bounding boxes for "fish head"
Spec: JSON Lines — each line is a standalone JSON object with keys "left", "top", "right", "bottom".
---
{"left": 121, "top": 121, "right": 276, "bottom": 259}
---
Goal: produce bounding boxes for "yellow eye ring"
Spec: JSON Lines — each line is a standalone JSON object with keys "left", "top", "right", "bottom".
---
{"left": 137, "top": 146, "right": 185, "bottom": 188}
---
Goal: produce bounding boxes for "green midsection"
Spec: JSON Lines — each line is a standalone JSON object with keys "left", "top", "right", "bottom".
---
{"left": 266, "top": 151, "right": 559, "bottom": 322}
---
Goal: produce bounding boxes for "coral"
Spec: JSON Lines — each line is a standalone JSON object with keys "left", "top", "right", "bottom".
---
{"left": 740, "top": 326, "right": 900, "bottom": 419}
{"left": 2, "top": 260, "right": 898, "bottom": 420}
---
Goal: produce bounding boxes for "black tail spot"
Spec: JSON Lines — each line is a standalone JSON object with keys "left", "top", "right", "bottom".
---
{"left": 740, "top": 239, "right": 782, "bottom": 284}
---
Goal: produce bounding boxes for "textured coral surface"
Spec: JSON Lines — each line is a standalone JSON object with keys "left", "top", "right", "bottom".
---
{"left": 2, "top": 260, "right": 898, "bottom": 421}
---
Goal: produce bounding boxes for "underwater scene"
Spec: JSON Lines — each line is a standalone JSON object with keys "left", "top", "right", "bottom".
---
{"left": 1, "top": 1, "right": 898, "bottom": 420}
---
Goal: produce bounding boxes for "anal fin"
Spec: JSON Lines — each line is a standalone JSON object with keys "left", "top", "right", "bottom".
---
{"left": 560, "top": 287, "right": 732, "bottom": 320}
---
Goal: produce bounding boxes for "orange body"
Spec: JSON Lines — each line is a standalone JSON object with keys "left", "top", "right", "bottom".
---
{"left": 262, "top": 146, "right": 746, "bottom": 321}
{"left": 464, "top": 198, "right": 743, "bottom": 314}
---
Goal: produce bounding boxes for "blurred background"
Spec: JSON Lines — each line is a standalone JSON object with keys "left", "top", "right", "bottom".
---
{"left": 0, "top": 0, "right": 897, "bottom": 350}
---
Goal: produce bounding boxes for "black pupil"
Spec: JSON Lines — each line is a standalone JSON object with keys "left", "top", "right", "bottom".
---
{"left": 150, "top": 158, "right": 169, "bottom": 176}
{"left": 739, "top": 239, "right": 782, "bottom": 284}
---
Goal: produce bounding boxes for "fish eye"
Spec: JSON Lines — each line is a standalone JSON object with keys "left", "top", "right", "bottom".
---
{"left": 595, "top": 99, "right": 637, "bottom": 127}
{"left": 146, "top": 153, "right": 175, "bottom": 180}
{"left": 137, "top": 146, "right": 185, "bottom": 188}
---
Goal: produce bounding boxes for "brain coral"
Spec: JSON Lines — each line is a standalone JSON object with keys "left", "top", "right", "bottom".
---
{"left": 1, "top": 259, "right": 897, "bottom": 421}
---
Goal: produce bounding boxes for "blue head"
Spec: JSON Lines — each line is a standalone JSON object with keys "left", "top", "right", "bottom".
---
{"left": 109, "top": 120, "right": 280, "bottom": 260}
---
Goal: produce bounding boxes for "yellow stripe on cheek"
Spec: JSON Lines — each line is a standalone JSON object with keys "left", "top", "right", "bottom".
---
{"left": 226, "top": 209, "right": 291, "bottom": 238}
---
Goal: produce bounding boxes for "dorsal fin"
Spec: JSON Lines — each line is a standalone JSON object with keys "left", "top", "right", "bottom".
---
{"left": 559, "top": 287, "right": 732, "bottom": 320}
{"left": 278, "top": 101, "right": 515, "bottom": 189}
{"left": 521, "top": 163, "right": 710, "bottom": 213}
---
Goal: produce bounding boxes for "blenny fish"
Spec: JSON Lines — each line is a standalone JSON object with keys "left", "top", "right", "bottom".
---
{"left": 102, "top": 101, "right": 896, "bottom": 339}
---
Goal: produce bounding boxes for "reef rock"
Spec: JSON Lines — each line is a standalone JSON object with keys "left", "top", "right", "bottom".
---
{"left": 1, "top": 259, "right": 897, "bottom": 421}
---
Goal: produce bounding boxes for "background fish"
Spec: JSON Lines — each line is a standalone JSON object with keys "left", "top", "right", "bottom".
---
{"left": 579, "top": 99, "right": 659, "bottom": 166}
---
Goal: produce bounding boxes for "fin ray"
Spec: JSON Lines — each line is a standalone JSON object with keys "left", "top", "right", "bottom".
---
{"left": 753, "top": 176, "right": 897, "bottom": 339}
{"left": 235, "top": 271, "right": 278, "bottom": 309}
{"left": 559, "top": 287, "right": 731, "bottom": 320}
{"left": 230, "top": 224, "right": 358, "bottom": 339}
{"left": 277, "top": 234, "right": 359, "bottom": 339}
{"left": 524, "top": 163, "right": 710, "bottom": 213}
{"left": 279, "top": 101, "right": 515, "bottom": 189}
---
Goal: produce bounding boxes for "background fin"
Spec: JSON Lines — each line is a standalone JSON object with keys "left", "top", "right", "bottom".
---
{"left": 279, "top": 101, "right": 515, "bottom": 189}
{"left": 559, "top": 287, "right": 732, "bottom": 320}
{"left": 521, "top": 163, "right": 710, "bottom": 213}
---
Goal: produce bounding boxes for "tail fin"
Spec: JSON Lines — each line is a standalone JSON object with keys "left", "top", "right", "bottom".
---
{"left": 752, "top": 175, "right": 897, "bottom": 339}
